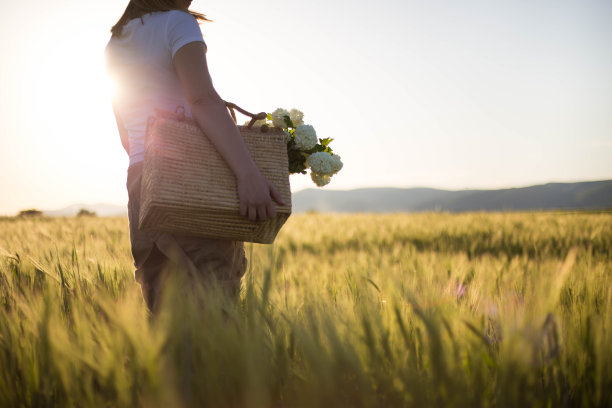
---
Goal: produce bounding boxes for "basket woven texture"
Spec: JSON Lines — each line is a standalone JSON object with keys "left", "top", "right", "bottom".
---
{"left": 139, "top": 108, "right": 292, "bottom": 244}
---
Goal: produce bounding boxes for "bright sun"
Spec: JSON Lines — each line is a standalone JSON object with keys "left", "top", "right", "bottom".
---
{"left": 21, "top": 27, "right": 127, "bottom": 175}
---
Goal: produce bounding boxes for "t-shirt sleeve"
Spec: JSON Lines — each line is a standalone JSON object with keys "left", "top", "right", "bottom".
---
{"left": 166, "top": 10, "right": 206, "bottom": 58}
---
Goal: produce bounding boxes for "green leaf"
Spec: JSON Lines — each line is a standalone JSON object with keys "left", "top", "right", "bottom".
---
{"left": 283, "top": 115, "right": 294, "bottom": 128}
{"left": 310, "top": 144, "right": 326, "bottom": 153}
{"left": 319, "top": 137, "right": 334, "bottom": 147}
{"left": 287, "top": 147, "right": 308, "bottom": 174}
{"left": 266, "top": 113, "right": 272, "bottom": 120}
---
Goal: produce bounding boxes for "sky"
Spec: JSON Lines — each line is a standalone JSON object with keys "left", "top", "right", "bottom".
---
{"left": 0, "top": 0, "right": 611, "bottom": 215}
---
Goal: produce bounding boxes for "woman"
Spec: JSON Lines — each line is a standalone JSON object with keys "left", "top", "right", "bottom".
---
{"left": 105, "top": 0, "right": 284, "bottom": 313}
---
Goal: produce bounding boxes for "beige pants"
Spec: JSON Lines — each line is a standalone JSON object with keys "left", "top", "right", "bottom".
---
{"left": 127, "top": 162, "right": 247, "bottom": 313}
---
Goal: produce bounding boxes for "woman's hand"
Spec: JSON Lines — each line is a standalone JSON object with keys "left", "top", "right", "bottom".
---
{"left": 173, "top": 42, "right": 286, "bottom": 221}
{"left": 237, "top": 171, "right": 286, "bottom": 221}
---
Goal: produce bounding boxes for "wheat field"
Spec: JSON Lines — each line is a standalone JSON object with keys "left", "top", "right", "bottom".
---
{"left": 0, "top": 212, "right": 610, "bottom": 407}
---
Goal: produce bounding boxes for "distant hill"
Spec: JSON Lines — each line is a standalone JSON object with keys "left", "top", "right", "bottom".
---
{"left": 41, "top": 180, "right": 612, "bottom": 216}
{"left": 292, "top": 180, "right": 612, "bottom": 213}
{"left": 44, "top": 203, "right": 127, "bottom": 217}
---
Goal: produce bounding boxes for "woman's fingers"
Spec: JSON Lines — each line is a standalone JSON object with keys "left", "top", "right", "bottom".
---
{"left": 245, "top": 204, "right": 272, "bottom": 221}
{"left": 257, "top": 204, "right": 268, "bottom": 221}
{"left": 242, "top": 202, "right": 277, "bottom": 222}
{"left": 268, "top": 181, "right": 286, "bottom": 206}
{"left": 247, "top": 206, "right": 257, "bottom": 221}
{"left": 237, "top": 172, "right": 285, "bottom": 221}
{"left": 239, "top": 199, "right": 248, "bottom": 217}
{"left": 267, "top": 201, "right": 277, "bottom": 219}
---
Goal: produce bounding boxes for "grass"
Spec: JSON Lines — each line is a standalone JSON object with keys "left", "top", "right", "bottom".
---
{"left": 0, "top": 212, "right": 610, "bottom": 407}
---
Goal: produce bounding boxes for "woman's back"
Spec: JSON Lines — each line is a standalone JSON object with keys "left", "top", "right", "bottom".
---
{"left": 105, "top": 10, "right": 204, "bottom": 165}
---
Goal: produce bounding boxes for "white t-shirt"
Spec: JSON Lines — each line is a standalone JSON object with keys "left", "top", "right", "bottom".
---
{"left": 105, "top": 10, "right": 206, "bottom": 166}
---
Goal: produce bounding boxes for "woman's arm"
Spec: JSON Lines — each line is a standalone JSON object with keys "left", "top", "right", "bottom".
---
{"left": 112, "top": 103, "right": 130, "bottom": 155}
{"left": 172, "top": 42, "right": 285, "bottom": 221}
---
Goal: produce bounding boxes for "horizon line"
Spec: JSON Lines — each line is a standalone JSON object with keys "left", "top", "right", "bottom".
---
{"left": 1, "top": 178, "right": 610, "bottom": 216}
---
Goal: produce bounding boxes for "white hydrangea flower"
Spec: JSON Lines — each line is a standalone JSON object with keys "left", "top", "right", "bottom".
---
{"left": 289, "top": 108, "right": 304, "bottom": 127}
{"left": 330, "top": 154, "right": 343, "bottom": 174}
{"left": 271, "top": 108, "right": 290, "bottom": 128}
{"left": 293, "top": 124, "right": 317, "bottom": 151}
{"left": 307, "top": 151, "right": 339, "bottom": 175}
{"left": 311, "top": 172, "right": 331, "bottom": 187}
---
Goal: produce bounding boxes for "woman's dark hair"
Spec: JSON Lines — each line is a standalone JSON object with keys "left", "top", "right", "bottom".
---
{"left": 111, "top": 0, "right": 210, "bottom": 37}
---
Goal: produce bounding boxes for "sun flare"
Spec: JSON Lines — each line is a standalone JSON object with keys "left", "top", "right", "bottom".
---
{"left": 21, "top": 32, "right": 127, "bottom": 175}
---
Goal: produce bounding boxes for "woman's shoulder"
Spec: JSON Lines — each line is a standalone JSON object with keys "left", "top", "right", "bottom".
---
{"left": 164, "top": 9, "right": 193, "bottom": 17}
{"left": 106, "top": 10, "right": 199, "bottom": 49}
{"left": 144, "top": 9, "right": 195, "bottom": 22}
{"left": 128, "top": 10, "right": 194, "bottom": 26}
{"left": 163, "top": 9, "right": 198, "bottom": 24}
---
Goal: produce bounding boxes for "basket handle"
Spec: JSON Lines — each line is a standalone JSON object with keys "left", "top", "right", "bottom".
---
{"left": 224, "top": 101, "right": 267, "bottom": 129}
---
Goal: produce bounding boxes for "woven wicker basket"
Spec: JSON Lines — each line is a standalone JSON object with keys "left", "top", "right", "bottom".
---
{"left": 139, "top": 106, "right": 292, "bottom": 244}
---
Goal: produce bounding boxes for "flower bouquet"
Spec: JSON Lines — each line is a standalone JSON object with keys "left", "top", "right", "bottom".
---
{"left": 246, "top": 108, "right": 343, "bottom": 187}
